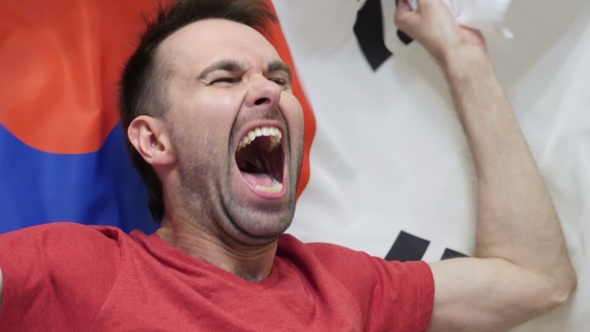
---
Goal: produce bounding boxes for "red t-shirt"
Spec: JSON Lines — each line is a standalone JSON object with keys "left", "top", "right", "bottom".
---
{"left": 0, "top": 222, "right": 433, "bottom": 331}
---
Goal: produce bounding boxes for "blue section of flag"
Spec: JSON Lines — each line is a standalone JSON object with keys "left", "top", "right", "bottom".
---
{"left": 0, "top": 122, "right": 158, "bottom": 235}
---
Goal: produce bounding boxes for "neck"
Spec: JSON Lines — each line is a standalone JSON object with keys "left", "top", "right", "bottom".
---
{"left": 156, "top": 217, "right": 278, "bottom": 283}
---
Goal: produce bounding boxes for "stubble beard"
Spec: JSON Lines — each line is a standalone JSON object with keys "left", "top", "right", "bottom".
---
{"left": 174, "top": 139, "right": 302, "bottom": 248}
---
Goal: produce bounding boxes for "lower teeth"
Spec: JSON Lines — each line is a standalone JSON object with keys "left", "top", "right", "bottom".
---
{"left": 254, "top": 178, "right": 283, "bottom": 193}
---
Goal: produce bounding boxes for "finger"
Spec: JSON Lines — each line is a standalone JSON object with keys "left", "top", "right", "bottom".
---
{"left": 395, "top": 0, "right": 415, "bottom": 24}
{"left": 416, "top": 0, "right": 435, "bottom": 7}
{"left": 396, "top": 0, "right": 412, "bottom": 15}
{"left": 464, "top": 26, "right": 484, "bottom": 38}
{"left": 415, "top": 0, "right": 443, "bottom": 13}
{"left": 395, "top": 0, "right": 419, "bottom": 31}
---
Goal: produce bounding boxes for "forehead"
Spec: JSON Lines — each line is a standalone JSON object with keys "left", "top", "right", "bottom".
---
{"left": 159, "top": 19, "right": 280, "bottom": 71}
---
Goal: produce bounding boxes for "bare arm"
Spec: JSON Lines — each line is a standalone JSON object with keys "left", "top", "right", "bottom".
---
{"left": 395, "top": 0, "right": 577, "bottom": 331}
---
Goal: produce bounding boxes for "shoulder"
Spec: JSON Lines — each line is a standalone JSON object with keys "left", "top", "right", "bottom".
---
{"left": 1, "top": 221, "right": 117, "bottom": 239}
{"left": 279, "top": 234, "right": 432, "bottom": 287}
{"left": 0, "top": 222, "right": 126, "bottom": 280}
{"left": 278, "top": 234, "right": 371, "bottom": 280}
{"left": 0, "top": 223, "right": 127, "bottom": 329}
{"left": 278, "top": 235, "right": 434, "bottom": 330}
{"left": 0, "top": 222, "right": 127, "bottom": 249}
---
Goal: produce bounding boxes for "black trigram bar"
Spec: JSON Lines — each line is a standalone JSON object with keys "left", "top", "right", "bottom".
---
{"left": 353, "top": 0, "right": 392, "bottom": 71}
{"left": 385, "top": 231, "right": 430, "bottom": 262}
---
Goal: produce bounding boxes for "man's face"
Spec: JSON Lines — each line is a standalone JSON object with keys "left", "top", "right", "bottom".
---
{"left": 158, "top": 19, "right": 304, "bottom": 245}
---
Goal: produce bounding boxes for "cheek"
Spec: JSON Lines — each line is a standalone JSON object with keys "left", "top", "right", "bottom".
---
{"left": 280, "top": 94, "right": 305, "bottom": 140}
{"left": 170, "top": 96, "right": 239, "bottom": 152}
{"left": 192, "top": 90, "right": 244, "bottom": 127}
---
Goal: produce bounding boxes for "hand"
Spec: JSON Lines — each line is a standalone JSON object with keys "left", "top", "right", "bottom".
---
{"left": 395, "top": 0, "right": 487, "bottom": 65}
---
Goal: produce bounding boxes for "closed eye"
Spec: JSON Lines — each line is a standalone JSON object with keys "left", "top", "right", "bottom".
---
{"left": 210, "top": 77, "right": 240, "bottom": 85}
{"left": 269, "top": 77, "right": 288, "bottom": 87}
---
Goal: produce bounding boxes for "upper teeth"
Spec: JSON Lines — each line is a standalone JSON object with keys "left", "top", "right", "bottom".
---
{"left": 237, "top": 126, "right": 282, "bottom": 152}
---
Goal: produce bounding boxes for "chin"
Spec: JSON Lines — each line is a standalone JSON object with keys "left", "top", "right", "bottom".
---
{"left": 221, "top": 204, "right": 295, "bottom": 245}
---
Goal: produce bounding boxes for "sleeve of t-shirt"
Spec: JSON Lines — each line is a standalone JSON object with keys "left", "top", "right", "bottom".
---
{"left": 0, "top": 222, "right": 121, "bottom": 331}
{"left": 307, "top": 243, "right": 434, "bottom": 332}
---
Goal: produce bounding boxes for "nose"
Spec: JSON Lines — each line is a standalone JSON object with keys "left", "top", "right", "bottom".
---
{"left": 244, "top": 74, "right": 281, "bottom": 109}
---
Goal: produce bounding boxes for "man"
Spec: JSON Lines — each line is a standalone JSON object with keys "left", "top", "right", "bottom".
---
{"left": 0, "top": 0, "right": 577, "bottom": 330}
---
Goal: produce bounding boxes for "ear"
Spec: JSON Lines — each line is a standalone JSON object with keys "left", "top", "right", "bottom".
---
{"left": 128, "top": 115, "right": 176, "bottom": 166}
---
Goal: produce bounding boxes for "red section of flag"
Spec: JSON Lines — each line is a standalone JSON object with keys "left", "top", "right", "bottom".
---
{"left": 0, "top": 0, "right": 165, "bottom": 153}
{"left": 0, "top": 0, "right": 314, "bottom": 193}
{"left": 265, "top": 1, "right": 316, "bottom": 196}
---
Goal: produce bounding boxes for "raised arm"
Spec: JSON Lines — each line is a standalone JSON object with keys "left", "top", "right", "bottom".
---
{"left": 395, "top": 0, "right": 577, "bottom": 331}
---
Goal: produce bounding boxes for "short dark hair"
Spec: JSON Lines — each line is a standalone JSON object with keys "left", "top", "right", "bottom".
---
{"left": 119, "top": 0, "right": 277, "bottom": 222}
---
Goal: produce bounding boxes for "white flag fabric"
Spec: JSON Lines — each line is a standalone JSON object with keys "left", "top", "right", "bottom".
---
{"left": 274, "top": 0, "right": 590, "bottom": 330}
{"left": 407, "top": 0, "right": 514, "bottom": 38}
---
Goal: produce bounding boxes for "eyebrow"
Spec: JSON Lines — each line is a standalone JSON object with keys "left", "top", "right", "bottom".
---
{"left": 197, "top": 60, "right": 245, "bottom": 80}
{"left": 197, "top": 59, "right": 293, "bottom": 84}
{"left": 267, "top": 60, "right": 293, "bottom": 84}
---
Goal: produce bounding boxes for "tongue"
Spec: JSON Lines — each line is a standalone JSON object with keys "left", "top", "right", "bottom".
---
{"left": 241, "top": 172, "right": 274, "bottom": 188}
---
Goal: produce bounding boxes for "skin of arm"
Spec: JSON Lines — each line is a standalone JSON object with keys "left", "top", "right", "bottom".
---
{"left": 394, "top": 0, "right": 577, "bottom": 331}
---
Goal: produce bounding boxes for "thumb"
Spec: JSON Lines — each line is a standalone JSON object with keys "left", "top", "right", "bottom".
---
{"left": 395, "top": 0, "right": 419, "bottom": 33}
{"left": 395, "top": 0, "right": 413, "bottom": 19}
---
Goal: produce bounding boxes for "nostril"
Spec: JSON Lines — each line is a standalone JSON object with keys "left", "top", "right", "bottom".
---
{"left": 254, "top": 97, "right": 270, "bottom": 106}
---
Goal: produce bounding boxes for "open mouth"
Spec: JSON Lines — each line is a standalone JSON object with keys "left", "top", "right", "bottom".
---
{"left": 235, "top": 126, "right": 285, "bottom": 194}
